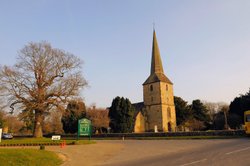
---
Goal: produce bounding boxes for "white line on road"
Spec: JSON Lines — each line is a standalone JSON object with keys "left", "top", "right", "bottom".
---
{"left": 179, "top": 159, "right": 207, "bottom": 166}
{"left": 225, "top": 147, "right": 250, "bottom": 155}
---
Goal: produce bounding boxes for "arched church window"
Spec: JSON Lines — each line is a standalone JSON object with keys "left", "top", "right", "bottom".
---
{"left": 168, "top": 122, "right": 172, "bottom": 132}
{"left": 166, "top": 84, "right": 168, "bottom": 91}
{"left": 151, "top": 97, "right": 154, "bottom": 102}
{"left": 167, "top": 107, "right": 171, "bottom": 118}
{"left": 150, "top": 85, "right": 153, "bottom": 91}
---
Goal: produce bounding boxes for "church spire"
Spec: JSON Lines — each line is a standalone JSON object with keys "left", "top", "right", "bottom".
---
{"left": 151, "top": 30, "right": 164, "bottom": 75}
{"left": 143, "top": 30, "right": 173, "bottom": 85}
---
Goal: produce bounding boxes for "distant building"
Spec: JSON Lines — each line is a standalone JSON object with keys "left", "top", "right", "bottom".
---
{"left": 134, "top": 30, "right": 176, "bottom": 132}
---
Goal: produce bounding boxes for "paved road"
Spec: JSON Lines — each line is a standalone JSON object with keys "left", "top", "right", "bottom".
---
{"left": 47, "top": 138, "right": 250, "bottom": 166}
{"left": 100, "top": 139, "right": 250, "bottom": 166}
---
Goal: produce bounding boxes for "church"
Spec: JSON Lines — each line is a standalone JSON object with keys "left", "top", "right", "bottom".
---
{"left": 133, "top": 30, "right": 176, "bottom": 132}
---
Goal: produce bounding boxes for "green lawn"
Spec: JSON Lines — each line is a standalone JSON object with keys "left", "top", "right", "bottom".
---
{"left": 1, "top": 138, "right": 59, "bottom": 144}
{"left": 0, "top": 149, "right": 62, "bottom": 166}
{"left": 0, "top": 138, "right": 95, "bottom": 145}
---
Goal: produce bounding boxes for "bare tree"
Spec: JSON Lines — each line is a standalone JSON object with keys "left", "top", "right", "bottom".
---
{"left": 43, "top": 110, "right": 64, "bottom": 135}
{"left": 0, "top": 110, "right": 6, "bottom": 128}
{"left": 184, "top": 119, "right": 205, "bottom": 131}
{"left": 4, "top": 115, "right": 24, "bottom": 134}
{"left": 0, "top": 42, "right": 87, "bottom": 137}
{"left": 87, "top": 106, "right": 110, "bottom": 133}
{"left": 203, "top": 101, "right": 229, "bottom": 124}
{"left": 203, "top": 101, "right": 218, "bottom": 122}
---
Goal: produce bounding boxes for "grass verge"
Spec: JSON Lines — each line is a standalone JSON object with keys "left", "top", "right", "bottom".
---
{"left": 0, "top": 138, "right": 95, "bottom": 146}
{"left": 0, "top": 149, "right": 62, "bottom": 166}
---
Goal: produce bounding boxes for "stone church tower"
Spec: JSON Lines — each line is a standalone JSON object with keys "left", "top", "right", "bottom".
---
{"left": 143, "top": 30, "right": 176, "bottom": 132}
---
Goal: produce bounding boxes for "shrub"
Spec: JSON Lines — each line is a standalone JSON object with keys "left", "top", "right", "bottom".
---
{"left": 40, "top": 145, "right": 45, "bottom": 150}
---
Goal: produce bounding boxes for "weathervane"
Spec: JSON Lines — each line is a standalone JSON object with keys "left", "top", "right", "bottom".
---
{"left": 153, "top": 22, "right": 155, "bottom": 30}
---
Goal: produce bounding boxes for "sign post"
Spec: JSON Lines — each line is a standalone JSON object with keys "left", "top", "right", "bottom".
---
{"left": 78, "top": 118, "right": 92, "bottom": 140}
{"left": 51, "top": 135, "right": 61, "bottom": 141}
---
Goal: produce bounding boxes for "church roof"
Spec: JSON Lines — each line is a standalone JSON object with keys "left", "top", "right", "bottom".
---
{"left": 143, "top": 72, "right": 172, "bottom": 85}
{"left": 143, "top": 30, "right": 173, "bottom": 85}
{"left": 132, "top": 102, "right": 145, "bottom": 118}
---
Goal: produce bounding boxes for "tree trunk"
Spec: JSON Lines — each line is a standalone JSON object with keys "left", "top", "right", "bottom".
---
{"left": 100, "top": 128, "right": 103, "bottom": 134}
{"left": 33, "top": 110, "right": 43, "bottom": 138}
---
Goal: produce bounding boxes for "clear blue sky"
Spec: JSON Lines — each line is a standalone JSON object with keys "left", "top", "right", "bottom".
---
{"left": 1, "top": 0, "right": 250, "bottom": 108}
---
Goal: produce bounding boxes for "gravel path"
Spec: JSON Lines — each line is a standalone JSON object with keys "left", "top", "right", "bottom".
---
{"left": 46, "top": 141, "right": 124, "bottom": 166}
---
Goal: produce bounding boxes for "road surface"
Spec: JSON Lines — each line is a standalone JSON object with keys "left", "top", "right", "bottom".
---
{"left": 101, "top": 139, "right": 250, "bottom": 166}
{"left": 47, "top": 138, "right": 250, "bottom": 166}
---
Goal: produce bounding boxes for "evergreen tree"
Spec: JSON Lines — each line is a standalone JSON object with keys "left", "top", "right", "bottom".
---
{"left": 108, "top": 97, "right": 135, "bottom": 133}
{"left": 61, "top": 100, "right": 86, "bottom": 134}
{"left": 213, "top": 111, "right": 225, "bottom": 130}
{"left": 191, "top": 99, "right": 211, "bottom": 129}
{"left": 174, "top": 96, "right": 192, "bottom": 126}
{"left": 229, "top": 89, "right": 250, "bottom": 125}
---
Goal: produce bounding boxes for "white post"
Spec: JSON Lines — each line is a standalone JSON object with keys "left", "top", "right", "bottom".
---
{"left": 154, "top": 125, "right": 158, "bottom": 133}
{"left": 0, "top": 128, "right": 2, "bottom": 143}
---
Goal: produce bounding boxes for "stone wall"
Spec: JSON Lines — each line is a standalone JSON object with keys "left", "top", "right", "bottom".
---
{"left": 134, "top": 112, "right": 146, "bottom": 133}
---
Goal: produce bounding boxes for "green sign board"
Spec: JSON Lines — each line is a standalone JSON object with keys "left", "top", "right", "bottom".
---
{"left": 78, "top": 118, "right": 92, "bottom": 137}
